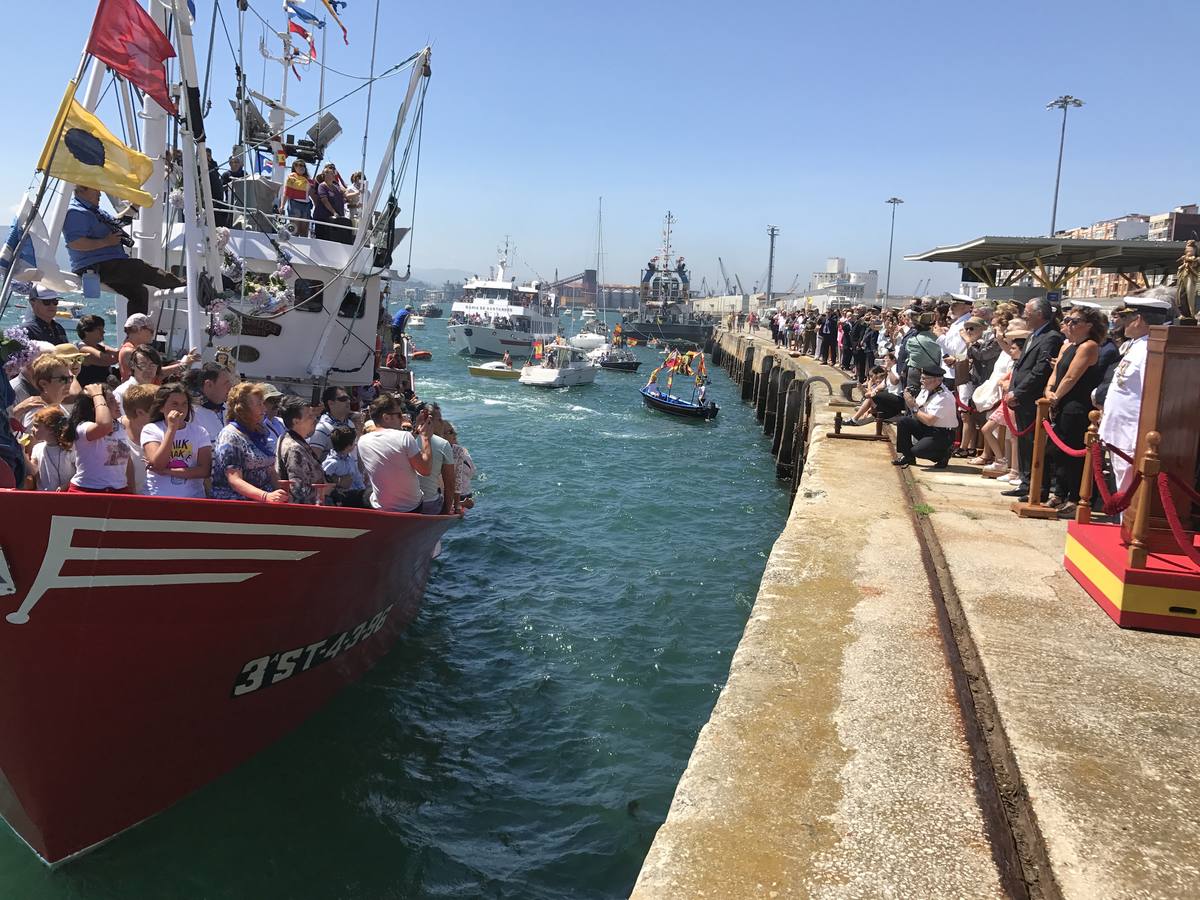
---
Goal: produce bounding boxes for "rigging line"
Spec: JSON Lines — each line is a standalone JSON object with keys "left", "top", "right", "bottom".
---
{"left": 214, "top": 0, "right": 239, "bottom": 64}
{"left": 360, "top": 0, "right": 382, "bottom": 175}
{"left": 405, "top": 84, "right": 426, "bottom": 274}
{"left": 201, "top": 0, "right": 219, "bottom": 112}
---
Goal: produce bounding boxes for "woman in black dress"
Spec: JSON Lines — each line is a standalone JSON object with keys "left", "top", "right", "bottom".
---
{"left": 1043, "top": 306, "right": 1105, "bottom": 515}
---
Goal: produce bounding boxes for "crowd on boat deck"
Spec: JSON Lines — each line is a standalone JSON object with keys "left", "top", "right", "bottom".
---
{"left": 739, "top": 286, "right": 1175, "bottom": 519}
{"left": 0, "top": 297, "right": 475, "bottom": 513}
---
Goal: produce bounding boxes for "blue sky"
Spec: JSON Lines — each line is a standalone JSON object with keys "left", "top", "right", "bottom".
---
{"left": 3, "top": 0, "right": 1197, "bottom": 295}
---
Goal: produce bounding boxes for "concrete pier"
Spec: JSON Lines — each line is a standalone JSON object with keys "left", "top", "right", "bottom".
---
{"left": 633, "top": 328, "right": 1200, "bottom": 899}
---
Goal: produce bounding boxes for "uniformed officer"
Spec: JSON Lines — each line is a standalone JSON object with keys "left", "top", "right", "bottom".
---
{"left": 1097, "top": 294, "right": 1175, "bottom": 491}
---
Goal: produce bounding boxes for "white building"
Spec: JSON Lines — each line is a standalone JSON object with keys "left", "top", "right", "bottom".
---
{"left": 809, "top": 257, "right": 878, "bottom": 303}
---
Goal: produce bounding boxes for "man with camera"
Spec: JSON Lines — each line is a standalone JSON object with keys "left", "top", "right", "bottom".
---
{"left": 63, "top": 185, "right": 185, "bottom": 316}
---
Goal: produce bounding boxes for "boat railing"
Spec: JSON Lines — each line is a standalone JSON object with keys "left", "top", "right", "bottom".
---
{"left": 215, "top": 199, "right": 364, "bottom": 245}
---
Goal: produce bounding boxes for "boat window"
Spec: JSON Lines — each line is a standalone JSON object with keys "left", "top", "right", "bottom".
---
{"left": 338, "top": 289, "right": 365, "bottom": 319}
{"left": 294, "top": 278, "right": 324, "bottom": 312}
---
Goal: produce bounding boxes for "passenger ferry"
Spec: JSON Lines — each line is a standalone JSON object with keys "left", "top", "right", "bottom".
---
{"left": 446, "top": 245, "right": 558, "bottom": 357}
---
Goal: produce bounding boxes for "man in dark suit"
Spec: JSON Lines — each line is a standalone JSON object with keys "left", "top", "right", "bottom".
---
{"left": 1001, "top": 297, "right": 1064, "bottom": 501}
{"left": 818, "top": 313, "right": 837, "bottom": 365}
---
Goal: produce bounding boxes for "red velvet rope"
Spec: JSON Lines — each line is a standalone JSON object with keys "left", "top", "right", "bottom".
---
{"left": 1160, "top": 463, "right": 1200, "bottom": 506}
{"left": 1090, "top": 441, "right": 1142, "bottom": 516}
{"left": 1000, "top": 402, "right": 1035, "bottom": 437}
{"left": 1156, "top": 473, "right": 1200, "bottom": 570}
{"left": 952, "top": 393, "right": 973, "bottom": 412}
{"left": 1041, "top": 419, "right": 1087, "bottom": 457}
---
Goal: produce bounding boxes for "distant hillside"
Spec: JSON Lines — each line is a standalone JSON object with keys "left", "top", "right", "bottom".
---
{"left": 408, "top": 267, "right": 472, "bottom": 286}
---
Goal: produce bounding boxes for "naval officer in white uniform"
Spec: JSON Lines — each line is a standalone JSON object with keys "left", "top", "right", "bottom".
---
{"left": 1097, "top": 292, "right": 1175, "bottom": 492}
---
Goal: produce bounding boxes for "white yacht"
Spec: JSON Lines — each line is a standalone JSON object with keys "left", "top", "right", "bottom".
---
{"left": 518, "top": 342, "right": 599, "bottom": 388}
{"left": 446, "top": 246, "right": 558, "bottom": 357}
{"left": 567, "top": 316, "right": 607, "bottom": 351}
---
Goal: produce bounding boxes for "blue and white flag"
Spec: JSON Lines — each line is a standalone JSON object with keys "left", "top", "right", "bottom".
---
{"left": 285, "top": 2, "right": 324, "bottom": 28}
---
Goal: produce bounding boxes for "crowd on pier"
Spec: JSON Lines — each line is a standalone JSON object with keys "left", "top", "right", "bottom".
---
{"left": 742, "top": 288, "right": 1173, "bottom": 518}
{"left": 0, "top": 292, "right": 475, "bottom": 515}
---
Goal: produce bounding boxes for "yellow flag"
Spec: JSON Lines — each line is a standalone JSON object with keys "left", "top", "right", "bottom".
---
{"left": 38, "top": 86, "right": 154, "bottom": 208}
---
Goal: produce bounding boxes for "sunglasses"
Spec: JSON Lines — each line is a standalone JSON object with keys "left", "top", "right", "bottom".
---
{"left": 37, "top": 298, "right": 60, "bottom": 305}
{"left": 1063, "top": 317, "right": 1085, "bottom": 325}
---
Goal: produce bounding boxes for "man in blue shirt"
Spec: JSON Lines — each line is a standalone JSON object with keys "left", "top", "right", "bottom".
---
{"left": 63, "top": 185, "right": 184, "bottom": 316}
{"left": 390, "top": 304, "right": 412, "bottom": 345}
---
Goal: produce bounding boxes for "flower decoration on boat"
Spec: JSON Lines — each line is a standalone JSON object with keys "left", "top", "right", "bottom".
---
{"left": 204, "top": 297, "right": 237, "bottom": 337}
{"left": 238, "top": 263, "right": 296, "bottom": 316}
{"left": 169, "top": 189, "right": 185, "bottom": 209}
{"left": 1, "top": 326, "right": 38, "bottom": 376}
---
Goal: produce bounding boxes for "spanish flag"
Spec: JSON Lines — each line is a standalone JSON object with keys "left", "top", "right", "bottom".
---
{"left": 37, "top": 83, "right": 155, "bottom": 208}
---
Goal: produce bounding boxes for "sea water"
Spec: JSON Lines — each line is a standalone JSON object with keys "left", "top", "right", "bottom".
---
{"left": 0, "top": 312, "right": 789, "bottom": 899}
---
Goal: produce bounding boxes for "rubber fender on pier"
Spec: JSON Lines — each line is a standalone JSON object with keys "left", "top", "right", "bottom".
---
{"left": 740, "top": 347, "right": 756, "bottom": 401}
{"left": 775, "top": 380, "right": 803, "bottom": 478}
{"left": 755, "top": 356, "right": 775, "bottom": 422}
{"left": 789, "top": 376, "right": 833, "bottom": 495}
{"left": 769, "top": 370, "right": 795, "bottom": 454}
{"left": 763, "top": 365, "right": 783, "bottom": 436}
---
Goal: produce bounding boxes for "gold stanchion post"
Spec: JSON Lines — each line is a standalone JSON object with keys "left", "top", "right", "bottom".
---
{"left": 1076, "top": 410, "right": 1102, "bottom": 525}
{"left": 1127, "top": 432, "right": 1161, "bottom": 570}
{"left": 1013, "top": 397, "right": 1058, "bottom": 519}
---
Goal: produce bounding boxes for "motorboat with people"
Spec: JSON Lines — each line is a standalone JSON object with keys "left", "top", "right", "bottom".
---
{"left": 446, "top": 241, "right": 558, "bottom": 357}
{"left": 518, "top": 341, "right": 599, "bottom": 388}
{"left": 418, "top": 301, "right": 443, "bottom": 317}
{"left": 640, "top": 349, "right": 718, "bottom": 419}
{"left": 0, "top": 1, "right": 455, "bottom": 867}
{"left": 588, "top": 343, "right": 641, "bottom": 372}
{"left": 568, "top": 315, "right": 607, "bottom": 351}
{"left": 620, "top": 213, "right": 715, "bottom": 346}
{"left": 407, "top": 314, "right": 426, "bottom": 328}
{"left": 468, "top": 360, "right": 521, "bottom": 380}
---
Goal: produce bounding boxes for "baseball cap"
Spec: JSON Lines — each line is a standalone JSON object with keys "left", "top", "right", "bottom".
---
{"left": 124, "top": 313, "right": 152, "bottom": 330}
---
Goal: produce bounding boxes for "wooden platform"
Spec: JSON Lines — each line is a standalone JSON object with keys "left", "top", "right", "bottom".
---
{"left": 1064, "top": 521, "right": 1200, "bottom": 635}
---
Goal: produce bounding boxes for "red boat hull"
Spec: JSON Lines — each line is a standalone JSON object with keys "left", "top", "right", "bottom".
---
{"left": 0, "top": 490, "right": 457, "bottom": 864}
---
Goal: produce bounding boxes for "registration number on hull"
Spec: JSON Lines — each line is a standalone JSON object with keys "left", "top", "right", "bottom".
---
{"left": 232, "top": 604, "right": 395, "bottom": 697}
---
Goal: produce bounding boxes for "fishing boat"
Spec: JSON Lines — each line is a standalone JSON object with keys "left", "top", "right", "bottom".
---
{"left": 640, "top": 350, "right": 717, "bottom": 419}
{"left": 468, "top": 360, "right": 520, "bottom": 380}
{"left": 446, "top": 241, "right": 557, "bottom": 358}
{"left": 518, "top": 342, "right": 598, "bottom": 388}
{"left": 418, "top": 301, "right": 443, "bottom": 317}
{"left": 620, "top": 213, "right": 715, "bottom": 347}
{"left": 0, "top": 0, "right": 453, "bottom": 866}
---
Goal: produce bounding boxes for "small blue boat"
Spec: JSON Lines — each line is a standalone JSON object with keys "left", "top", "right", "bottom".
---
{"left": 640, "top": 384, "right": 719, "bottom": 420}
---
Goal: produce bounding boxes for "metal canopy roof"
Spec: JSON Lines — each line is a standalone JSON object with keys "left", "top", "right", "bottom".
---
{"left": 906, "top": 236, "right": 1186, "bottom": 275}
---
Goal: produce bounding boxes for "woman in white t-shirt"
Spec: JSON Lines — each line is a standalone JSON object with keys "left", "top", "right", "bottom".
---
{"left": 66, "top": 383, "right": 132, "bottom": 493}
{"left": 141, "top": 383, "right": 212, "bottom": 499}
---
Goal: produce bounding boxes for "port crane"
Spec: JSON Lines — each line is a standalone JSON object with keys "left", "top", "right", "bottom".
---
{"left": 717, "top": 257, "right": 735, "bottom": 295}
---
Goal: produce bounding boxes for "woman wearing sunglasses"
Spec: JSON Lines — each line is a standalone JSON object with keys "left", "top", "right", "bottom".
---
{"left": 12, "top": 353, "right": 73, "bottom": 432}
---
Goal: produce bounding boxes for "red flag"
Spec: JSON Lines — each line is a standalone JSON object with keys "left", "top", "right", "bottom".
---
{"left": 288, "top": 20, "right": 317, "bottom": 59}
{"left": 86, "top": 0, "right": 177, "bottom": 115}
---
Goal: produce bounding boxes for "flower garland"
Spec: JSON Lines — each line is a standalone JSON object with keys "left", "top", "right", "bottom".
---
{"left": 1, "top": 326, "right": 38, "bottom": 376}
{"left": 210, "top": 227, "right": 298, "bottom": 322}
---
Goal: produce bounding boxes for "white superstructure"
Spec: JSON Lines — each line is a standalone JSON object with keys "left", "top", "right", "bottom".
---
{"left": 518, "top": 342, "right": 598, "bottom": 388}
{"left": 446, "top": 247, "right": 557, "bottom": 357}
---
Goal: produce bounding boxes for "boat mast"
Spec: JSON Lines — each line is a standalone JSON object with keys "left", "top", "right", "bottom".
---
{"left": 134, "top": 0, "right": 171, "bottom": 272}
{"left": 170, "top": 0, "right": 224, "bottom": 356}
{"left": 595, "top": 196, "right": 604, "bottom": 314}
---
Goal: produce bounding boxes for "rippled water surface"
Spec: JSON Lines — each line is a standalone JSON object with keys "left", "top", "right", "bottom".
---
{"left": 0, "top": 312, "right": 788, "bottom": 899}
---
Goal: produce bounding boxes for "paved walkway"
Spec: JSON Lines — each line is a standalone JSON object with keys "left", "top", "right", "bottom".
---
{"left": 634, "top": 329, "right": 1200, "bottom": 899}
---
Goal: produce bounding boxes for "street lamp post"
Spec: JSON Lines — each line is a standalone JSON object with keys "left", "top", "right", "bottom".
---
{"left": 885, "top": 197, "right": 903, "bottom": 305}
{"left": 1047, "top": 94, "right": 1084, "bottom": 236}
